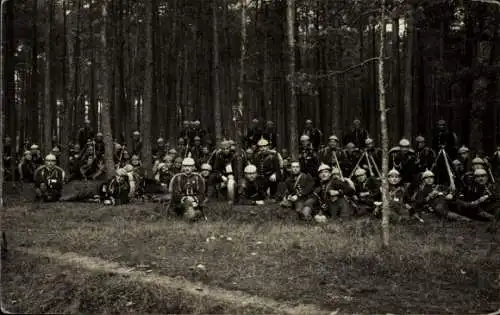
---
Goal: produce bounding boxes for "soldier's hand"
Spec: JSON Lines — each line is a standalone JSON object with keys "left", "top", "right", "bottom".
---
{"left": 269, "top": 173, "right": 277, "bottom": 182}
{"left": 221, "top": 176, "right": 228, "bottom": 182}
{"left": 445, "top": 193, "right": 454, "bottom": 200}
{"left": 359, "top": 192, "right": 369, "bottom": 197}
{"left": 290, "top": 195, "right": 298, "bottom": 202}
{"left": 255, "top": 200, "right": 265, "bottom": 205}
{"left": 329, "top": 189, "right": 339, "bottom": 197}
{"left": 479, "top": 195, "right": 489, "bottom": 203}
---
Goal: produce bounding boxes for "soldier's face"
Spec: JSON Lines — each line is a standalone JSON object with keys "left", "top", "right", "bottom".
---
{"left": 46, "top": 160, "right": 56, "bottom": 168}
{"left": 194, "top": 139, "right": 201, "bottom": 146}
{"left": 96, "top": 135, "right": 103, "bottom": 141}
{"left": 178, "top": 140, "right": 185, "bottom": 146}
{"left": 158, "top": 141, "right": 165, "bottom": 147}
{"left": 301, "top": 140, "right": 309, "bottom": 146}
{"left": 223, "top": 147, "right": 231, "bottom": 155}
{"left": 164, "top": 161, "right": 173, "bottom": 169}
{"left": 460, "top": 152, "right": 469, "bottom": 160}
{"left": 260, "top": 145, "right": 269, "bottom": 152}
{"left": 331, "top": 172, "right": 341, "bottom": 180}
{"left": 184, "top": 165, "right": 195, "bottom": 173}
{"left": 388, "top": 175, "right": 400, "bottom": 185}
{"left": 424, "top": 177, "right": 434, "bottom": 185}
{"left": 291, "top": 163, "right": 301, "bottom": 175}
{"left": 117, "top": 175, "right": 125, "bottom": 183}
{"left": 400, "top": 146, "right": 409, "bottom": 154}
{"left": 319, "top": 170, "right": 331, "bottom": 182}
{"left": 417, "top": 142, "right": 425, "bottom": 149}
{"left": 174, "top": 161, "right": 182, "bottom": 168}
{"left": 25, "top": 153, "right": 32, "bottom": 160}
{"left": 475, "top": 174, "right": 488, "bottom": 185}
{"left": 366, "top": 142, "right": 374, "bottom": 149}
{"left": 346, "top": 146, "right": 355, "bottom": 153}
{"left": 246, "top": 172, "right": 257, "bottom": 181}
{"left": 133, "top": 134, "right": 139, "bottom": 140}
{"left": 202, "top": 147, "right": 209, "bottom": 154}
{"left": 131, "top": 158, "right": 140, "bottom": 166}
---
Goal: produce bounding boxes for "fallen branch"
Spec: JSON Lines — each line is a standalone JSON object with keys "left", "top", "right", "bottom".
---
{"left": 312, "top": 57, "right": 391, "bottom": 79}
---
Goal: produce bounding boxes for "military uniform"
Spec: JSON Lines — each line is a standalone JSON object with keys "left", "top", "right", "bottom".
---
{"left": 254, "top": 144, "right": 281, "bottom": 199}
{"left": 169, "top": 158, "right": 206, "bottom": 220}
{"left": 99, "top": 169, "right": 131, "bottom": 205}
{"left": 455, "top": 169, "right": 498, "bottom": 220}
{"left": 34, "top": 155, "right": 65, "bottom": 202}
{"left": 281, "top": 171, "right": 315, "bottom": 213}
{"left": 298, "top": 143, "right": 319, "bottom": 176}
{"left": 352, "top": 169, "right": 381, "bottom": 216}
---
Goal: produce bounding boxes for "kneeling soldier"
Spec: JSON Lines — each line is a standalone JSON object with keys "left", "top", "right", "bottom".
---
{"left": 456, "top": 168, "right": 498, "bottom": 221}
{"left": 352, "top": 168, "right": 381, "bottom": 216}
{"left": 375, "top": 169, "right": 414, "bottom": 222}
{"left": 237, "top": 164, "right": 267, "bottom": 205}
{"left": 99, "top": 168, "right": 131, "bottom": 205}
{"left": 280, "top": 161, "right": 315, "bottom": 219}
{"left": 34, "top": 154, "right": 65, "bottom": 202}
{"left": 311, "top": 163, "right": 355, "bottom": 221}
{"left": 413, "top": 170, "right": 470, "bottom": 221}
{"left": 169, "top": 157, "right": 206, "bottom": 221}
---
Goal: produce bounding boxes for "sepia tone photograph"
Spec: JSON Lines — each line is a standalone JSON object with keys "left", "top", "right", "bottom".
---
{"left": 1, "top": 0, "right": 500, "bottom": 313}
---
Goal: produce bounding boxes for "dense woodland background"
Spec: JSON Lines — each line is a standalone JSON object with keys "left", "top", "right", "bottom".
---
{"left": 2, "top": 0, "right": 500, "bottom": 158}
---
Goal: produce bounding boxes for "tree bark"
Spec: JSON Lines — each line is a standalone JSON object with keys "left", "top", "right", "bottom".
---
{"left": 287, "top": 0, "right": 298, "bottom": 159}
{"left": 30, "top": 0, "right": 39, "bottom": 144}
{"left": 100, "top": 0, "right": 116, "bottom": 177}
{"left": 141, "top": 0, "right": 155, "bottom": 177}
{"left": 403, "top": 5, "right": 414, "bottom": 140}
{"left": 61, "top": 0, "right": 72, "bottom": 171}
{"left": 43, "top": 0, "right": 54, "bottom": 155}
{"left": 213, "top": 0, "right": 222, "bottom": 142}
{"left": 391, "top": 11, "right": 401, "bottom": 142}
{"left": 378, "top": 0, "right": 390, "bottom": 247}
{"left": 236, "top": 0, "right": 247, "bottom": 145}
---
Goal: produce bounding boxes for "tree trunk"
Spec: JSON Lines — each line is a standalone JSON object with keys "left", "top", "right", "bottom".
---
{"left": 43, "top": 0, "right": 54, "bottom": 155}
{"left": 61, "top": 0, "right": 72, "bottom": 171}
{"left": 287, "top": 0, "right": 298, "bottom": 159}
{"left": 391, "top": 11, "right": 401, "bottom": 142}
{"left": 403, "top": 5, "right": 414, "bottom": 140}
{"left": 378, "top": 0, "right": 390, "bottom": 247}
{"left": 100, "top": 0, "right": 116, "bottom": 177}
{"left": 236, "top": 0, "right": 247, "bottom": 145}
{"left": 30, "top": 0, "right": 39, "bottom": 144}
{"left": 213, "top": 0, "right": 222, "bottom": 142}
{"left": 141, "top": 0, "right": 155, "bottom": 177}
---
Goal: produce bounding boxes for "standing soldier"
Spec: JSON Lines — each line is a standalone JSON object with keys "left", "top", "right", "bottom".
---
{"left": 298, "top": 135, "right": 320, "bottom": 176}
{"left": 414, "top": 136, "right": 436, "bottom": 173}
{"left": 30, "top": 144, "right": 43, "bottom": 166}
{"left": 176, "top": 137, "right": 188, "bottom": 157}
{"left": 246, "top": 118, "right": 263, "bottom": 148}
{"left": 457, "top": 146, "right": 472, "bottom": 171}
{"left": 94, "top": 132, "right": 105, "bottom": 158}
{"left": 254, "top": 138, "right": 282, "bottom": 201}
{"left": 432, "top": 120, "right": 458, "bottom": 159}
{"left": 364, "top": 138, "right": 382, "bottom": 168}
{"left": 302, "top": 119, "right": 322, "bottom": 150}
{"left": 280, "top": 161, "right": 315, "bottom": 220}
{"left": 390, "top": 138, "right": 418, "bottom": 185}
{"left": 190, "top": 120, "right": 206, "bottom": 143}
{"left": 131, "top": 131, "right": 142, "bottom": 156}
{"left": 236, "top": 164, "right": 267, "bottom": 205}
{"left": 341, "top": 142, "right": 361, "bottom": 177}
{"left": 262, "top": 121, "right": 277, "bottom": 149}
{"left": 343, "top": 119, "right": 369, "bottom": 149}
{"left": 77, "top": 120, "right": 95, "bottom": 149}
{"left": 179, "top": 120, "right": 191, "bottom": 143}
{"left": 153, "top": 137, "right": 167, "bottom": 161}
{"left": 319, "top": 135, "right": 344, "bottom": 168}
{"left": 18, "top": 151, "right": 37, "bottom": 182}
{"left": 34, "top": 154, "right": 66, "bottom": 202}
{"left": 168, "top": 157, "right": 206, "bottom": 221}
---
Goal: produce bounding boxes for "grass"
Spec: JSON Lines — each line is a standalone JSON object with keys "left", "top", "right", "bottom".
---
{"left": 2, "top": 182, "right": 500, "bottom": 314}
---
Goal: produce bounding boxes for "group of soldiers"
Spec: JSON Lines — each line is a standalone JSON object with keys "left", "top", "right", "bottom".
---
{"left": 3, "top": 118, "right": 500, "bottom": 223}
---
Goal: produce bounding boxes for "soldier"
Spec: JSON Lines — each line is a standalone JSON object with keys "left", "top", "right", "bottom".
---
{"left": 343, "top": 119, "right": 369, "bottom": 149}
{"left": 319, "top": 135, "right": 344, "bottom": 169}
{"left": 311, "top": 164, "right": 355, "bottom": 221}
{"left": 364, "top": 138, "right": 382, "bottom": 168}
{"left": 114, "top": 143, "right": 129, "bottom": 168}
{"left": 177, "top": 137, "right": 188, "bottom": 157}
{"left": 94, "top": 132, "right": 105, "bottom": 158}
{"left": 153, "top": 160, "right": 175, "bottom": 194}
{"left": 18, "top": 151, "right": 37, "bottom": 182}
{"left": 413, "top": 170, "right": 470, "bottom": 221}
{"left": 168, "top": 157, "right": 206, "bottom": 221}
{"left": 431, "top": 120, "right": 458, "bottom": 159}
{"left": 99, "top": 168, "right": 131, "bottom": 205}
{"left": 246, "top": 118, "right": 263, "bottom": 148}
{"left": 29, "top": 144, "right": 43, "bottom": 166}
{"left": 199, "top": 163, "right": 219, "bottom": 200}
{"left": 172, "top": 157, "right": 183, "bottom": 174}
{"left": 190, "top": 120, "right": 206, "bottom": 143}
{"left": 341, "top": 142, "right": 361, "bottom": 177}
{"left": 153, "top": 137, "right": 167, "bottom": 161}
{"left": 262, "top": 121, "right": 277, "bottom": 148}
{"left": 455, "top": 168, "right": 498, "bottom": 221}
{"left": 280, "top": 161, "right": 315, "bottom": 219}
{"left": 197, "top": 145, "right": 212, "bottom": 167}
{"left": 351, "top": 168, "right": 381, "bottom": 216}
{"left": 68, "top": 145, "right": 83, "bottom": 180}
{"left": 254, "top": 138, "right": 282, "bottom": 201}
{"left": 179, "top": 120, "right": 191, "bottom": 143}
{"left": 299, "top": 135, "right": 320, "bottom": 176}
{"left": 374, "top": 168, "right": 414, "bottom": 222}
{"left": 212, "top": 140, "right": 245, "bottom": 204}
{"left": 390, "top": 139, "right": 417, "bottom": 185}
{"left": 302, "top": 119, "right": 322, "bottom": 150}
{"left": 131, "top": 131, "right": 142, "bottom": 156}
{"left": 236, "top": 164, "right": 266, "bottom": 205}
{"left": 34, "top": 154, "right": 66, "bottom": 202}
{"left": 77, "top": 119, "right": 95, "bottom": 149}
{"left": 414, "top": 136, "right": 436, "bottom": 173}
{"left": 190, "top": 136, "right": 203, "bottom": 160}
{"left": 51, "top": 146, "right": 61, "bottom": 165}
{"left": 457, "top": 146, "right": 472, "bottom": 171}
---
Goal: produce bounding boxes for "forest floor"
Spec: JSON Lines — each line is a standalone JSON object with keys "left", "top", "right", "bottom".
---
{"left": 1, "top": 182, "right": 500, "bottom": 314}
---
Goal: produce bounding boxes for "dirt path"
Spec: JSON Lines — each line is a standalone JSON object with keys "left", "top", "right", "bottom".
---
{"left": 19, "top": 247, "right": 336, "bottom": 315}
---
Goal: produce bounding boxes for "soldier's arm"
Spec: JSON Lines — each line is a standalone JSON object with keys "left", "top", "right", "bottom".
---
{"left": 300, "top": 174, "right": 316, "bottom": 197}
{"left": 197, "top": 175, "right": 206, "bottom": 203}
{"left": 18, "top": 160, "right": 25, "bottom": 181}
{"left": 33, "top": 166, "right": 45, "bottom": 185}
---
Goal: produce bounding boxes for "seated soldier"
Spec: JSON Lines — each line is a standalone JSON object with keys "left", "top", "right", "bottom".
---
{"left": 299, "top": 134, "right": 320, "bottom": 176}
{"left": 29, "top": 144, "right": 44, "bottom": 166}
{"left": 455, "top": 168, "right": 498, "bottom": 221}
{"left": 99, "top": 168, "right": 132, "bottom": 205}
{"left": 237, "top": 164, "right": 266, "bottom": 205}
{"left": 79, "top": 155, "right": 105, "bottom": 180}
{"left": 199, "top": 163, "right": 219, "bottom": 200}
{"left": 374, "top": 169, "right": 414, "bottom": 222}
{"left": 213, "top": 140, "right": 244, "bottom": 204}
{"left": 351, "top": 168, "right": 381, "bottom": 216}
{"left": 254, "top": 138, "right": 281, "bottom": 201}
{"left": 311, "top": 164, "right": 356, "bottom": 222}
{"left": 154, "top": 162, "right": 174, "bottom": 192}
{"left": 462, "top": 157, "right": 488, "bottom": 187}
{"left": 280, "top": 161, "right": 315, "bottom": 220}
{"left": 168, "top": 157, "right": 206, "bottom": 221}
{"left": 413, "top": 170, "right": 470, "bottom": 221}
{"left": 18, "top": 150, "right": 37, "bottom": 182}
{"left": 34, "top": 154, "right": 66, "bottom": 202}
